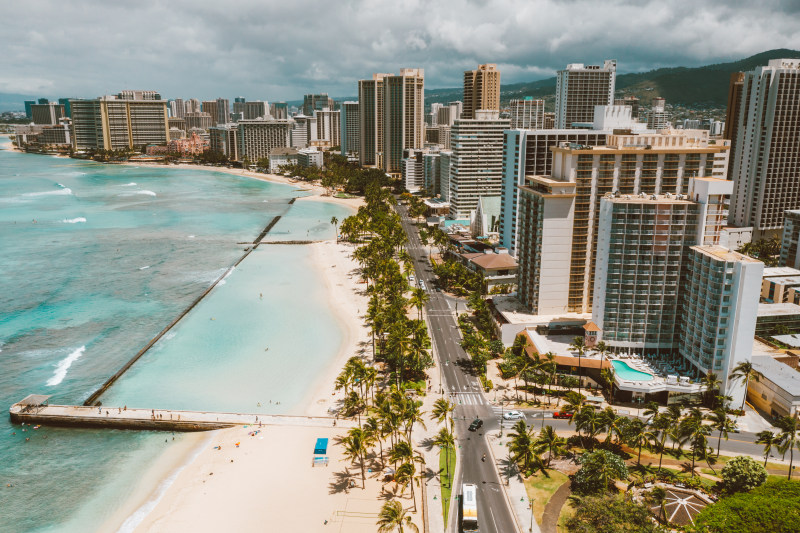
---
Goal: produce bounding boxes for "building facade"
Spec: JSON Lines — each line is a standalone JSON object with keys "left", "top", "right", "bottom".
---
{"left": 358, "top": 73, "right": 389, "bottom": 167}
{"left": 500, "top": 129, "right": 609, "bottom": 256}
{"left": 554, "top": 60, "right": 616, "bottom": 129}
{"left": 515, "top": 131, "right": 731, "bottom": 314}
{"left": 302, "top": 94, "right": 334, "bottom": 116}
{"left": 314, "top": 108, "right": 340, "bottom": 148}
{"left": 509, "top": 97, "right": 545, "bottom": 130}
{"left": 448, "top": 111, "right": 509, "bottom": 219}
{"left": 340, "top": 101, "right": 360, "bottom": 157}
{"left": 70, "top": 94, "right": 169, "bottom": 151}
{"left": 401, "top": 148, "right": 425, "bottom": 192}
{"left": 31, "top": 103, "right": 66, "bottom": 125}
{"left": 237, "top": 119, "right": 293, "bottom": 162}
{"left": 209, "top": 124, "right": 240, "bottom": 161}
{"left": 723, "top": 72, "right": 745, "bottom": 179}
{"left": 463, "top": 64, "right": 500, "bottom": 119}
{"left": 383, "top": 68, "right": 425, "bottom": 175}
{"left": 730, "top": 59, "right": 800, "bottom": 238}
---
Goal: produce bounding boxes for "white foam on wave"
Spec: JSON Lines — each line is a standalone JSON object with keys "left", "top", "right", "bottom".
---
{"left": 115, "top": 432, "right": 214, "bottom": 533}
{"left": 22, "top": 188, "right": 73, "bottom": 198}
{"left": 188, "top": 235, "right": 195, "bottom": 239}
{"left": 139, "top": 265, "right": 150, "bottom": 270}
{"left": 46, "top": 346, "right": 86, "bottom": 386}
{"left": 119, "top": 190, "right": 157, "bottom": 197}
{"left": 122, "top": 182, "right": 137, "bottom": 187}
{"left": 62, "top": 217, "right": 87, "bottom": 224}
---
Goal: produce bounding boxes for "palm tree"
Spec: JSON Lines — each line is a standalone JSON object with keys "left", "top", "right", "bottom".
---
{"left": 678, "top": 408, "right": 712, "bottom": 477}
{"left": 537, "top": 425, "right": 566, "bottom": 466}
{"left": 569, "top": 336, "right": 586, "bottom": 396}
{"left": 409, "top": 287, "right": 429, "bottom": 320}
{"left": 365, "top": 416, "right": 387, "bottom": 465}
{"left": 625, "top": 419, "right": 655, "bottom": 466}
{"left": 330, "top": 216, "right": 339, "bottom": 242}
{"left": 431, "top": 398, "right": 455, "bottom": 431}
{"left": 574, "top": 405, "right": 604, "bottom": 448}
{"left": 776, "top": 415, "right": 800, "bottom": 480}
{"left": 509, "top": 420, "right": 538, "bottom": 472}
{"left": 600, "top": 407, "right": 628, "bottom": 444}
{"left": 595, "top": 341, "right": 610, "bottom": 370}
{"left": 707, "top": 408, "right": 735, "bottom": 457}
{"left": 729, "top": 361, "right": 760, "bottom": 412}
{"left": 755, "top": 430, "right": 780, "bottom": 467}
{"left": 433, "top": 428, "right": 455, "bottom": 488}
{"left": 701, "top": 372, "right": 722, "bottom": 408}
{"left": 651, "top": 413, "right": 672, "bottom": 471}
{"left": 377, "top": 500, "right": 419, "bottom": 533}
{"left": 395, "top": 462, "right": 419, "bottom": 510}
{"left": 341, "top": 427, "right": 374, "bottom": 489}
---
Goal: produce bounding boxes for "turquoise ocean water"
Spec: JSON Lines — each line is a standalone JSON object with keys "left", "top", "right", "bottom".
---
{"left": 0, "top": 141, "right": 352, "bottom": 532}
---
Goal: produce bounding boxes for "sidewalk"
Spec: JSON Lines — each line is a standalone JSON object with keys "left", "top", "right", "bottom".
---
{"left": 486, "top": 429, "right": 541, "bottom": 533}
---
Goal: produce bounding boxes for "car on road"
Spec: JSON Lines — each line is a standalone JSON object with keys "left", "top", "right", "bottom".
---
{"left": 468, "top": 418, "right": 483, "bottom": 431}
{"left": 420, "top": 280, "right": 426, "bottom": 291}
{"left": 502, "top": 410, "right": 525, "bottom": 420}
{"left": 552, "top": 411, "right": 573, "bottom": 419}
{"left": 408, "top": 275, "right": 415, "bottom": 283}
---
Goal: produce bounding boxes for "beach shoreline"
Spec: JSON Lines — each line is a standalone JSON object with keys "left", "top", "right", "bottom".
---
{"left": 127, "top": 239, "right": 376, "bottom": 533}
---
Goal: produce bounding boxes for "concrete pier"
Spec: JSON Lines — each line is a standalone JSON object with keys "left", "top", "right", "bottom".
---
{"left": 10, "top": 398, "right": 351, "bottom": 433}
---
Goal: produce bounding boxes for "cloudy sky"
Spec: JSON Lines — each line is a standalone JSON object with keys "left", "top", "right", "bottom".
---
{"left": 2, "top": 0, "right": 798, "bottom": 101}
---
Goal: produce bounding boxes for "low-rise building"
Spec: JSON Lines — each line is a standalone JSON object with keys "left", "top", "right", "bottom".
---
{"left": 748, "top": 355, "right": 800, "bottom": 418}
{"left": 268, "top": 147, "right": 299, "bottom": 173}
{"left": 756, "top": 303, "right": 800, "bottom": 337}
{"left": 297, "top": 148, "right": 323, "bottom": 168}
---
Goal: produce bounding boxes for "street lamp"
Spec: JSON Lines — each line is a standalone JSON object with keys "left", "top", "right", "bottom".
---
{"left": 529, "top": 497, "right": 535, "bottom": 532}
{"left": 500, "top": 401, "right": 504, "bottom": 437}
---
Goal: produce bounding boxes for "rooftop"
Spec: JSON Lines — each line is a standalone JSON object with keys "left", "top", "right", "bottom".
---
{"left": 764, "top": 275, "right": 800, "bottom": 286}
{"left": 772, "top": 334, "right": 800, "bottom": 348}
{"left": 692, "top": 245, "right": 761, "bottom": 263}
{"left": 751, "top": 355, "right": 800, "bottom": 397}
{"left": 491, "top": 295, "right": 591, "bottom": 326}
{"left": 469, "top": 252, "right": 518, "bottom": 270}
{"left": 757, "top": 303, "right": 800, "bottom": 317}
{"left": 763, "top": 266, "right": 800, "bottom": 278}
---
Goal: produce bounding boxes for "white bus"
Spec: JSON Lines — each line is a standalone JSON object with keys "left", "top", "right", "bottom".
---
{"left": 461, "top": 483, "right": 478, "bottom": 531}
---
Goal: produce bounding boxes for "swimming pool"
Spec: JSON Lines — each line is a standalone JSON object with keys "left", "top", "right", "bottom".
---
{"left": 611, "top": 360, "right": 654, "bottom": 381}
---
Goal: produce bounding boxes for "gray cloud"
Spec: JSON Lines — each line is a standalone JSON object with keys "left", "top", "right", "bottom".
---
{"left": 2, "top": 0, "right": 798, "bottom": 101}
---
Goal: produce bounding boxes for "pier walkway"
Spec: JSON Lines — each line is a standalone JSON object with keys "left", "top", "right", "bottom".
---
{"left": 10, "top": 396, "right": 353, "bottom": 432}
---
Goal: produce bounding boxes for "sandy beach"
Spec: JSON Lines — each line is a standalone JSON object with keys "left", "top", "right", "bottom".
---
{"left": 126, "top": 238, "right": 407, "bottom": 533}
{"left": 119, "top": 161, "right": 365, "bottom": 210}
{"left": 123, "top": 220, "right": 392, "bottom": 532}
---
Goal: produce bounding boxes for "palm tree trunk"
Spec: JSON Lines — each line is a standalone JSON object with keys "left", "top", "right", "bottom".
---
{"left": 638, "top": 443, "right": 643, "bottom": 466}
{"left": 577, "top": 353, "right": 582, "bottom": 396}
{"left": 410, "top": 476, "right": 417, "bottom": 512}
{"left": 741, "top": 376, "right": 749, "bottom": 411}
{"left": 764, "top": 452, "right": 769, "bottom": 467}
{"left": 789, "top": 447, "right": 794, "bottom": 480}
{"left": 717, "top": 432, "right": 723, "bottom": 457}
{"left": 361, "top": 452, "right": 366, "bottom": 488}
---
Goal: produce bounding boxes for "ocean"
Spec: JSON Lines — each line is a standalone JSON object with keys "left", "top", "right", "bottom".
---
{"left": 0, "top": 141, "right": 352, "bottom": 532}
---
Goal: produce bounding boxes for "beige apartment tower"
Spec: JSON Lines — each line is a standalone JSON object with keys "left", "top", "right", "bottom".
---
{"left": 383, "top": 68, "right": 425, "bottom": 175}
{"left": 555, "top": 60, "right": 616, "bottom": 129}
{"left": 463, "top": 64, "right": 501, "bottom": 120}
{"left": 70, "top": 94, "right": 169, "bottom": 151}
{"left": 358, "top": 73, "right": 390, "bottom": 167}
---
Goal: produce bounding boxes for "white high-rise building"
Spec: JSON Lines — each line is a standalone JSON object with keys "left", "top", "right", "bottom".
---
{"left": 314, "top": 108, "right": 340, "bottom": 148}
{"left": 509, "top": 97, "right": 545, "bottom": 129}
{"left": 555, "top": 60, "right": 616, "bottom": 129}
{"left": 401, "top": 148, "right": 426, "bottom": 192}
{"left": 730, "top": 59, "right": 800, "bottom": 239}
{"left": 448, "top": 110, "right": 509, "bottom": 219}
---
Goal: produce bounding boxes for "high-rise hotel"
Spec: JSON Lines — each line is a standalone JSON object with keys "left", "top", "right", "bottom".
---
{"left": 554, "top": 60, "right": 616, "bottom": 129}
{"left": 729, "top": 59, "right": 800, "bottom": 239}
{"left": 515, "top": 130, "right": 730, "bottom": 315}
{"left": 71, "top": 91, "right": 169, "bottom": 151}
{"left": 463, "top": 63, "right": 501, "bottom": 120}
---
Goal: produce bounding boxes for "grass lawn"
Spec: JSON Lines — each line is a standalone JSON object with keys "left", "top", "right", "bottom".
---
{"left": 557, "top": 500, "right": 576, "bottom": 533}
{"left": 522, "top": 469, "right": 570, "bottom": 524}
{"left": 440, "top": 447, "right": 457, "bottom": 528}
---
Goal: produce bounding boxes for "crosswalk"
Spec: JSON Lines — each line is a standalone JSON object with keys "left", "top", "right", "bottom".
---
{"left": 450, "top": 392, "right": 487, "bottom": 406}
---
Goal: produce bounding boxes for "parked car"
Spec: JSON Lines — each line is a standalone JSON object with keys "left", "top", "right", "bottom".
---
{"left": 502, "top": 410, "right": 525, "bottom": 420}
{"left": 468, "top": 418, "right": 483, "bottom": 431}
{"left": 552, "top": 411, "right": 573, "bottom": 419}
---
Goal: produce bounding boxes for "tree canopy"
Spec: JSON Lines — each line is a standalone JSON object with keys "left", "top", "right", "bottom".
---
{"left": 690, "top": 480, "right": 800, "bottom": 533}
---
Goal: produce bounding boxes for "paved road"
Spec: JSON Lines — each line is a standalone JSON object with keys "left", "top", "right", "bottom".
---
{"left": 397, "top": 205, "right": 520, "bottom": 533}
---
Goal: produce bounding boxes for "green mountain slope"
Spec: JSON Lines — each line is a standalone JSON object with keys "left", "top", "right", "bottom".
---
{"left": 424, "top": 49, "right": 800, "bottom": 108}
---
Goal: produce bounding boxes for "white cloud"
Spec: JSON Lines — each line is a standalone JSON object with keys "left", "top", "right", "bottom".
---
{"left": 0, "top": 0, "right": 797, "bottom": 101}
